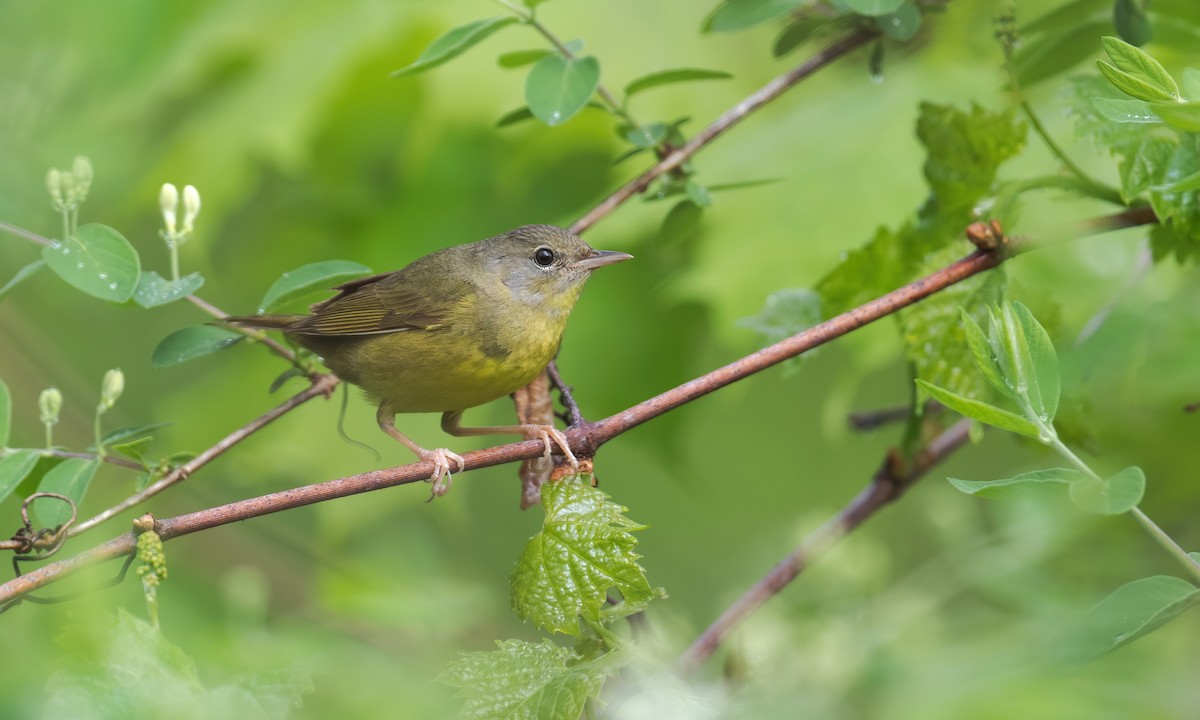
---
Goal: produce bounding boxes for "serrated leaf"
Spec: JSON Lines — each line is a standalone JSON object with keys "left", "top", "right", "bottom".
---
{"left": 152, "top": 326, "right": 244, "bottom": 368}
{"left": 1149, "top": 101, "right": 1200, "bottom": 132}
{"left": 1075, "top": 576, "right": 1200, "bottom": 657}
{"left": 391, "top": 16, "right": 519, "bottom": 77}
{"left": 525, "top": 55, "right": 600, "bottom": 126}
{"left": 704, "top": 0, "right": 803, "bottom": 33}
{"left": 41, "top": 223, "right": 140, "bottom": 302}
{"left": 624, "top": 68, "right": 732, "bottom": 97}
{"left": 948, "top": 468, "right": 1086, "bottom": 498}
{"left": 0, "top": 450, "right": 39, "bottom": 504}
{"left": 1113, "top": 0, "right": 1153, "bottom": 46}
{"left": 1069, "top": 465, "right": 1145, "bottom": 514}
{"left": 99, "top": 422, "right": 172, "bottom": 447}
{"left": 1100, "top": 35, "right": 1180, "bottom": 100}
{"left": 35, "top": 458, "right": 98, "bottom": 528}
{"left": 1091, "top": 97, "right": 1160, "bottom": 124}
{"left": 874, "top": 2, "right": 921, "bottom": 40}
{"left": 510, "top": 480, "right": 651, "bottom": 635}
{"left": 496, "top": 106, "right": 536, "bottom": 128}
{"left": 258, "top": 259, "right": 372, "bottom": 313}
{"left": 0, "top": 378, "right": 9, "bottom": 447}
{"left": 915, "top": 380, "right": 1042, "bottom": 439}
{"left": 918, "top": 103, "right": 1027, "bottom": 215}
{"left": 0, "top": 259, "right": 45, "bottom": 301}
{"left": 132, "top": 271, "right": 204, "bottom": 308}
{"left": 440, "top": 639, "right": 624, "bottom": 720}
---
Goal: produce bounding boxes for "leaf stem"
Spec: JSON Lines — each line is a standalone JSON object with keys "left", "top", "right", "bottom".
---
{"left": 93, "top": 410, "right": 106, "bottom": 460}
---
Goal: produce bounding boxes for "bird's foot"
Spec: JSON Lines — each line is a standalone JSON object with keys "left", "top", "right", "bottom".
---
{"left": 420, "top": 447, "right": 466, "bottom": 501}
{"left": 524, "top": 425, "right": 579, "bottom": 473}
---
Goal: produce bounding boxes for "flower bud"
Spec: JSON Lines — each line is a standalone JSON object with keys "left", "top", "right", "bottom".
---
{"left": 46, "top": 168, "right": 64, "bottom": 208}
{"left": 181, "top": 184, "right": 201, "bottom": 234}
{"left": 100, "top": 368, "right": 125, "bottom": 411}
{"left": 72, "top": 156, "right": 93, "bottom": 202}
{"left": 39, "top": 387, "right": 63, "bottom": 426}
{"left": 159, "top": 183, "right": 179, "bottom": 235}
{"left": 59, "top": 171, "right": 77, "bottom": 205}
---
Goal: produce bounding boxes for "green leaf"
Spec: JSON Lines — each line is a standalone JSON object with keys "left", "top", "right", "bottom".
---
{"left": 1149, "top": 101, "right": 1200, "bottom": 132}
{"left": 1099, "top": 61, "right": 1182, "bottom": 103}
{"left": 439, "top": 639, "right": 623, "bottom": 719}
{"left": 918, "top": 103, "right": 1027, "bottom": 215}
{"left": 874, "top": 2, "right": 921, "bottom": 40}
{"left": 1075, "top": 576, "right": 1200, "bottom": 657}
{"left": 510, "top": 480, "right": 652, "bottom": 635}
{"left": 0, "top": 377, "right": 9, "bottom": 447}
{"left": 738, "top": 289, "right": 821, "bottom": 376}
{"left": 1021, "top": 0, "right": 1108, "bottom": 36}
{"left": 525, "top": 55, "right": 601, "bottom": 126}
{"left": 35, "top": 458, "right": 98, "bottom": 528}
{"left": 1183, "top": 68, "right": 1200, "bottom": 100}
{"left": 41, "top": 223, "right": 140, "bottom": 302}
{"left": 498, "top": 49, "right": 553, "bottom": 68}
{"left": 99, "top": 422, "right": 172, "bottom": 448}
{"left": 0, "top": 259, "right": 45, "bottom": 301}
{"left": 1113, "top": 0, "right": 1153, "bottom": 46}
{"left": 846, "top": 0, "right": 905, "bottom": 17}
{"left": 496, "top": 106, "right": 535, "bottom": 128}
{"left": 132, "top": 271, "right": 204, "bottom": 308}
{"left": 1014, "top": 20, "right": 1112, "bottom": 88}
{"left": 1069, "top": 465, "right": 1146, "bottom": 514}
{"left": 151, "top": 325, "right": 245, "bottom": 368}
{"left": 704, "top": 0, "right": 803, "bottom": 33}
{"left": 708, "top": 178, "right": 784, "bottom": 192}
{"left": 685, "top": 180, "right": 713, "bottom": 208}
{"left": 1152, "top": 169, "right": 1200, "bottom": 193}
{"left": 390, "top": 16, "right": 519, "bottom": 77}
{"left": 110, "top": 436, "right": 152, "bottom": 466}
{"left": 1091, "top": 97, "right": 1160, "bottom": 123}
{"left": 1100, "top": 35, "right": 1180, "bottom": 100}
{"left": 622, "top": 122, "right": 668, "bottom": 149}
{"left": 961, "top": 307, "right": 1011, "bottom": 400}
{"left": 258, "top": 259, "right": 372, "bottom": 313}
{"left": 948, "top": 468, "right": 1087, "bottom": 498}
{"left": 915, "top": 380, "right": 1042, "bottom": 439}
{"left": 774, "top": 17, "right": 828, "bottom": 57}
{"left": 624, "top": 68, "right": 732, "bottom": 97}
{"left": 0, "top": 450, "right": 40, "bottom": 504}
{"left": 1000, "top": 301, "right": 1060, "bottom": 423}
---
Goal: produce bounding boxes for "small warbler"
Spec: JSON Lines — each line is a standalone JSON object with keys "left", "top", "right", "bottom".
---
{"left": 227, "top": 224, "right": 631, "bottom": 497}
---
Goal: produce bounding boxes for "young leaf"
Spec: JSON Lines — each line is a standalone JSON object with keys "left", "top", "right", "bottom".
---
{"left": 1005, "top": 301, "right": 1060, "bottom": 422}
{"left": 622, "top": 122, "right": 668, "bottom": 149}
{"left": 915, "top": 380, "right": 1042, "bottom": 439}
{"left": 624, "top": 68, "right": 732, "bottom": 98}
{"left": 1098, "top": 61, "right": 1182, "bottom": 103}
{"left": 510, "top": 480, "right": 652, "bottom": 635}
{"left": 874, "top": 2, "right": 921, "bottom": 40}
{"left": 525, "top": 55, "right": 601, "bottom": 126}
{"left": 151, "top": 326, "right": 244, "bottom": 368}
{"left": 0, "top": 259, "right": 45, "bottom": 301}
{"left": 948, "top": 468, "right": 1086, "bottom": 498}
{"left": 99, "top": 422, "right": 173, "bottom": 448}
{"left": 774, "top": 17, "right": 828, "bottom": 57}
{"left": 845, "top": 0, "right": 905, "bottom": 17}
{"left": 498, "top": 48, "right": 554, "bottom": 68}
{"left": 41, "top": 223, "right": 140, "bottom": 302}
{"left": 439, "top": 639, "right": 623, "bottom": 719}
{"left": 132, "top": 271, "right": 204, "bottom": 308}
{"left": 961, "top": 307, "right": 1010, "bottom": 399}
{"left": 1069, "top": 466, "right": 1146, "bottom": 515}
{"left": 496, "top": 106, "right": 536, "bottom": 128}
{"left": 1075, "top": 576, "right": 1200, "bottom": 657}
{"left": 704, "top": 0, "right": 804, "bottom": 33}
{"left": 390, "top": 16, "right": 519, "bottom": 77}
{"left": 917, "top": 103, "right": 1026, "bottom": 215}
{"left": 258, "top": 260, "right": 372, "bottom": 313}
{"left": 0, "top": 450, "right": 40, "bottom": 504}
{"left": 35, "top": 458, "right": 99, "bottom": 528}
{"left": 110, "top": 436, "right": 153, "bottom": 466}
{"left": 0, "top": 377, "right": 9, "bottom": 447}
{"left": 1099, "top": 36, "right": 1180, "bottom": 100}
{"left": 1090, "top": 97, "right": 1160, "bottom": 124}
{"left": 1149, "top": 101, "right": 1200, "bottom": 133}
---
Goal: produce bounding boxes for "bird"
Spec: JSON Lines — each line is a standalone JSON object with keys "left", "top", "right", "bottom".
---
{"left": 225, "top": 224, "right": 631, "bottom": 499}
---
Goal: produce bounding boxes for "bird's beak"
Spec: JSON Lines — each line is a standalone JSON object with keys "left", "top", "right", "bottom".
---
{"left": 574, "top": 249, "right": 633, "bottom": 271}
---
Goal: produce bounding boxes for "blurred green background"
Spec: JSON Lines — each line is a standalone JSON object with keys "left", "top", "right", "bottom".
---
{"left": 2, "top": 1, "right": 1199, "bottom": 717}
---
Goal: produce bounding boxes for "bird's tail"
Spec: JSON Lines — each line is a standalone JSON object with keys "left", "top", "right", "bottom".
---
{"left": 223, "top": 314, "right": 306, "bottom": 330}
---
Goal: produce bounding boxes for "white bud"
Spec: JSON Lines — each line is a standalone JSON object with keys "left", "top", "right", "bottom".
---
{"left": 59, "top": 171, "right": 77, "bottom": 205}
{"left": 159, "top": 183, "right": 179, "bottom": 235}
{"left": 46, "top": 168, "right": 64, "bottom": 208}
{"left": 181, "top": 184, "right": 201, "bottom": 234}
{"left": 100, "top": 368, "right": 125, "bottom": 411}
{"left": 39, "top": 387, "right": 63, "bottom": 426}
{"left": 72, "top": 156, "right": 93, "bottom": 202}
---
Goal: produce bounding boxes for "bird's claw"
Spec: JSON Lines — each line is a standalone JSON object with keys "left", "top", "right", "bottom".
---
{"left": 527, "top": 425, "right": 579, "bottom": 473}
{"left": 422, "top": 447, "right": 466, "bottom": 501}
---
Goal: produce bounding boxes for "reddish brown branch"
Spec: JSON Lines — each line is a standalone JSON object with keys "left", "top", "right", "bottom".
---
{"left": 567, "top": 29, "right": 877, "bottom": 236}
{"left": 677, "top": 418, "right": 973, "bottom": 674}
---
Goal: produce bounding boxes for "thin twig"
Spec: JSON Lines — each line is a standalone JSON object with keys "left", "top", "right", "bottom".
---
{"left": 0, "top": 220, "right": 54, "bottom": 247}
{"left": 677, "top": 418, "right": 972, "bottom": 674}
{"left": 36, "top": 449, "right": 142, "bottom": 471}
{"left": 0, "top": 241, "right": 1004, "bottom": 605}
{"left": 568, "top": 29, "right": 877, "bottom": 236}
{"left": 66, "top": 374, "right": 338, "bottom": 538}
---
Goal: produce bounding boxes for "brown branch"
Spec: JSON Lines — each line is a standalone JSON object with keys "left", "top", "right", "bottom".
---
{"left": 0, "top": 241, "right": 1004, "bottom": 606}
{"left": 677, "top": 418, "right": 973, "bottom": 674}
{"left": 567, "top": 29, "right": 877, "bottom": 236}
{"left": 185, "top": 294, "right": 300, "bottom": 365}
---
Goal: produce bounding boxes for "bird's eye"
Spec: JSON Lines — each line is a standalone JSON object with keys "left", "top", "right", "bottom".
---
{"left": 533, "top": 247, "right": 556, "bottom": 267}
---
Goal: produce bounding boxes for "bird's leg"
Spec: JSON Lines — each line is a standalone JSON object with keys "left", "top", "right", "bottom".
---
{"left": 441, "top": 410, "right": 579, "bottom": 472}
{"left": 376, "top": 404, "right": 464, "bottom": 500}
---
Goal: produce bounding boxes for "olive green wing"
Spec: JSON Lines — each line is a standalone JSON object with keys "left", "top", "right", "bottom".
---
{"left": 289, "top": 268, "right": 471, "bottom": 336}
